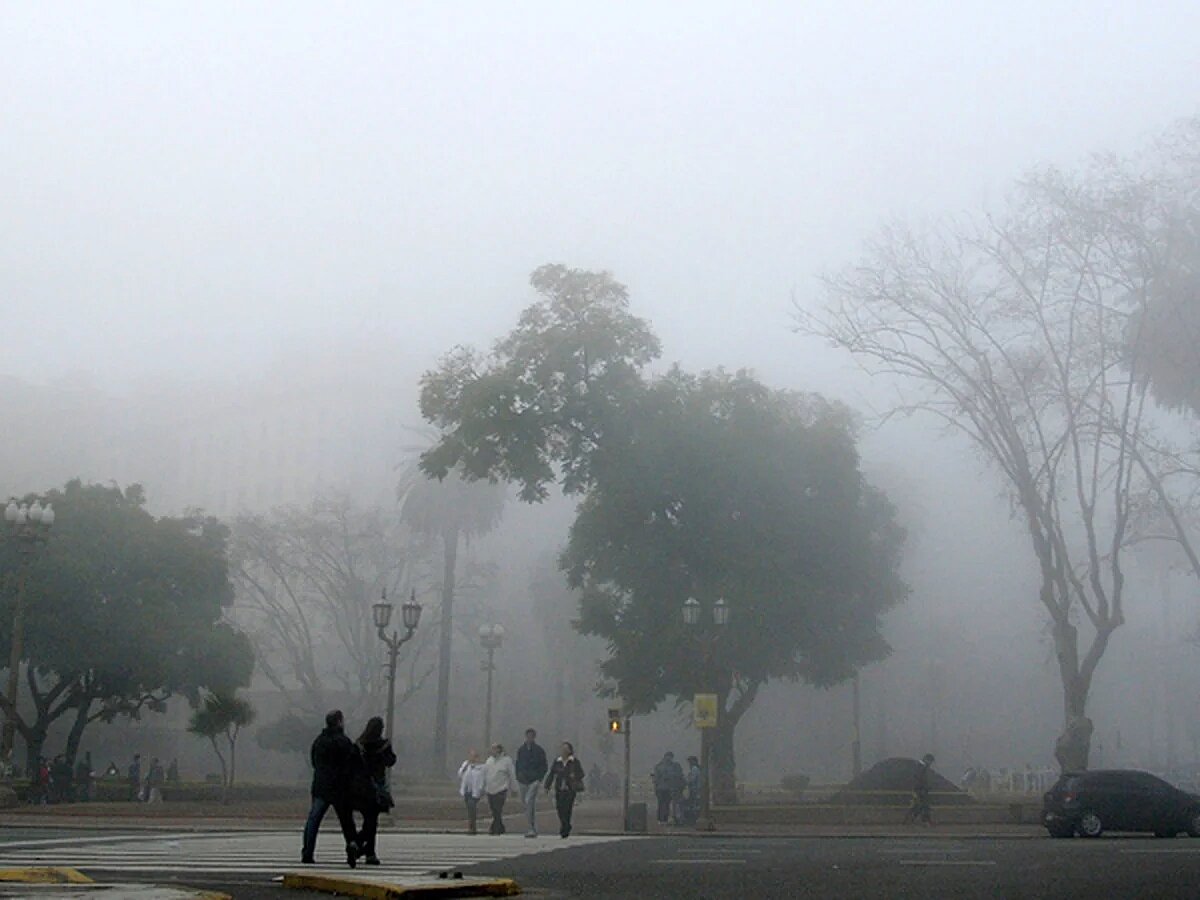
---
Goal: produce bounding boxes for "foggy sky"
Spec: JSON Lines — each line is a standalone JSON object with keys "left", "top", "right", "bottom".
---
{"left": 3, "top": 1, "right": 1198, "bottom": 399}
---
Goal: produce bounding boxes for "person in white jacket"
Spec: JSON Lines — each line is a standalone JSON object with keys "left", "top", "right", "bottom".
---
{"left": 457, "top": 750, "right": 487, "bottom": 835}
{"left": 483, "top": 743, "right": 519, "bottom": 835}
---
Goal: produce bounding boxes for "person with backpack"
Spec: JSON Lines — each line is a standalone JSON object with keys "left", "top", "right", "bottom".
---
{"left": 351, "top": 716, "right": 396, "bottom": 866}
{"left": 544, "top": 742, "right": 585, "bottom": 839}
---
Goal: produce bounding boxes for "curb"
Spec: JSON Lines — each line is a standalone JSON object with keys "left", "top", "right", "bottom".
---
{"left": 281, "top": 873, "right": 521, "bottom": 898}
{"left": 0, "top": 866, "right": 94, "bottom": 884}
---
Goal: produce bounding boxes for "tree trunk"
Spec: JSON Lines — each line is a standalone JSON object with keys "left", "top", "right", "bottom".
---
{"left": 711, "top": 718, "right": 738, "bottom": 805}
{"left": 63, "top": 697, "right": 93, "bottom": 767}
{"left": 24, "top": 728, "right": 45, "bottom": 781}
{"left": 432, "top": 525, "right": 459, "bottom": 778}
{"left": 1052, "top": 619, "right": 1094, "bottom": 772}
{"left": 208, "top": 736, "right": 228, "bottom": 800}
{"left": 227, "top": 731, "right": 238, "bottom": 797}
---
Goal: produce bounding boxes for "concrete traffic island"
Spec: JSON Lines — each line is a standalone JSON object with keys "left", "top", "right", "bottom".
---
{"left": 281, "top": 871, "right": 521, "bottom": 898}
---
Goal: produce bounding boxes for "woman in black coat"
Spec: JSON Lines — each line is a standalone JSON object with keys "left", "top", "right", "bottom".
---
{"left": 543, "top": 742, "right": 585, "bottom": 839}
{"left": 352, "top": 716, "right": 397, "bottom": 865}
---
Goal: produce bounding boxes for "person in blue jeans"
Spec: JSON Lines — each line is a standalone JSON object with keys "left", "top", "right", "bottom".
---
{"left": 515, "top": 728, "right": 549, "bottom": 837}
{"left": 301, "top": 710, "right": 362, "bottom": 867}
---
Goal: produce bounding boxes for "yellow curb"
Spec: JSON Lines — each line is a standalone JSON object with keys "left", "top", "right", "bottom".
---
{"left": 0, "top": 866, "right": 95, "bottom": 884}
{"left": 281, "top": 872, "right": 521, "bottom": 898}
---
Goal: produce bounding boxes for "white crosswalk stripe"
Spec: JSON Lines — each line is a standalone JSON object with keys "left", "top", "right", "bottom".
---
{"left": 0, "top": 830, "right": 627, "bottom": 879}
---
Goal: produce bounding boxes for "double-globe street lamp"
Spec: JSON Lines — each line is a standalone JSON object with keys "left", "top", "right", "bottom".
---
{"left": 373, "top": 588, "right": 422, "bottom": 778}
{"left": 682, "top": 595, "right": 729, "bottom": 832}
{"left": 2, "top": 500, "right": 55, "bottom": 761}
{"left": 479, "top": 624, "right": 504, "bottom": 749}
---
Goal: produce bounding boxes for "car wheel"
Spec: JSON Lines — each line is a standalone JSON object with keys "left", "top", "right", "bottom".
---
{"left": 1078, "top": 811, "right": 1103, "bottom": 838}
{"left": 1188, "top": 810, "right": 1200, "bottom": 838}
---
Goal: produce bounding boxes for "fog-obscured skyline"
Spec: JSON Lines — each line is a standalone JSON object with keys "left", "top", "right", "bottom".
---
{"left": 4, "top": 2, "right": 1198, "bottom": 401}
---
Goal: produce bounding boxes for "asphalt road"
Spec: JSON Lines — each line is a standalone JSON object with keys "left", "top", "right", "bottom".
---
{"left": 5, "top": 828, "right": 1200, "bottom": 898}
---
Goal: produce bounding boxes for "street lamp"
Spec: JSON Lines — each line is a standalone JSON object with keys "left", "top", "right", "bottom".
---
{"left": 374, "top": 587, "right": 422, "bottom": 775}
{"left": 479, "top": 624, "right": 504, "bottom": 749}
{"left": 2, "top": 499, "right": 55, "bottom": 761}
{"left": 682, "top": 596, "right": 730, "bottom": 832}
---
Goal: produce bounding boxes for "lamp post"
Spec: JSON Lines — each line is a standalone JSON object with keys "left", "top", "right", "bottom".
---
{"left": 2, "top": 499, "right": 55, "bottom": 760}
{"left": 682, "top": 596, "right": 729, "bottom": 832}
{"left": 373, "top": 587, "right": 422, "bottom": 774}
{"left": 478, "top": 624, "right": 504, "bottom": 749}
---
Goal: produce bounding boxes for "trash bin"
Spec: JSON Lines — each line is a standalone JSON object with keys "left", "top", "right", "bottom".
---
{"left": 625, "top": 802, "right": 648, "bottom": 833}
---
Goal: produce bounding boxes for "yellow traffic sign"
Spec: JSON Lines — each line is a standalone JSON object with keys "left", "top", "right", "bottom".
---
{"left": 693, "top": 693, "right": 719, "bottom": 729}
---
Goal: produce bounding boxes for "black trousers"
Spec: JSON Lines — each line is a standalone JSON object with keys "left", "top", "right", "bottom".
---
{"left": 359, "top": 806, "right": 380, "bottom": 856}
{"left": 655, "top": 789, "right": 672, "bottom": 823}
{"left": 555, "top": 790, "right": 577, "bottom": 837}
{"left": 302, "top": 796, "right": 358, "bottom": 860}
{"left": 487, "top": 790, "right": 507, "bottom": 834}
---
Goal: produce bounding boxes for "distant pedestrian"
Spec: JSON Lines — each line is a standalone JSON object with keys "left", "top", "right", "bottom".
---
{"left": 167, "top": 758, "right": 179, "bottom": 784}
{"left": 351, "top": 716, "right": 396, "bottom": 866}
{"left": 75, "top": 753, "right": 93, "bottom": 803}
{"left": 50, "top": 755, "right": 72, "bottom": 804}
{"left": 145, "top": 758, "right": 165, "bottom": 803}
{"left": 458, "top": 750, "right": 486, "bottom": 835}
{"left": 484, "top": 743, "right": 518, "bottom": 835}
{"left": 905, "top": 753, "right": 935, "bottom": 826}
{"left": 127, "top": 754, "right": 142, "bottom": 802}
{"left": 684, "top": 756, "right": 702, "bottom": 825}
{"left": 301, "top": 710, "right": 363, "bottom": 868}
{"left": 544, "top": 742, "right": 585, "bottom": 839}
{"left": 515, "top": 728, "right": 549, "bottom": 838}
{"left": 651, "top": 752, "right": 678, "bottom": 825}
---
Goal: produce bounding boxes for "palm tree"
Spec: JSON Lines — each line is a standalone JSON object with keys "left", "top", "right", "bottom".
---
{"left": 398, "top": 445, "right": 505, "bottom": 778}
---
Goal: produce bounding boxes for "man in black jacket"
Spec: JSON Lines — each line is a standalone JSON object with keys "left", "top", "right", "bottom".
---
{"left": 515, "top": 728, "right": 548, "bottom": 838}
{"left": 301, "top": 710, "right": 362, "bottom": 867}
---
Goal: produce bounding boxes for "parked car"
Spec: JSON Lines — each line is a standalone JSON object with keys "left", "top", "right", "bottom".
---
{"left": 1042, "top": 769, "right": 1200, "bottom": 838}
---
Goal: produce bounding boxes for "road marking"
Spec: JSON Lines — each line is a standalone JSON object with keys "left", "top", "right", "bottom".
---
{"left": 676, "top": 848, "right": 762, "bottom": 855}
{"left": 0, "top": 831, "right": 629, "bottom": 879}
{"left": 1119, "top": 847, "right": 1200, "bottom": 854}
{"left": 899, "top": 860, "right": 997, "bottom": 867}
{"left": 651, "top": 859, "right": 747, "bottom": 865}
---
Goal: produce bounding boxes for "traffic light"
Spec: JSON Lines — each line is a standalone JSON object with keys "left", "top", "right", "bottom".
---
{"left": 607, "top": 708, "right": 623, "bottom": 733}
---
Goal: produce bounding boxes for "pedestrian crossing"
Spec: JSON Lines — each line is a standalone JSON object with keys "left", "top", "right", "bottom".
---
{"left": 0, "top": 829, "right": 627, "bottom": 879}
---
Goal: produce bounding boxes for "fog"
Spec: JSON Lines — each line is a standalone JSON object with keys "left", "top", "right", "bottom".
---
{"left": 2, "top": 3, "right": 1199, "bottom": 790}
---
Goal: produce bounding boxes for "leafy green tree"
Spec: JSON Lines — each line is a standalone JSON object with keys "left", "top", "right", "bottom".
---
{"left": 566, "top": 369, "right": 905, "bottom": 796}
{"left": 0, "top": 481, "right": 254, "bottom": 774}
{"left": 187, "top": 691, "right": 256, "bottom": 797}
{"left": 420, "top": 265, "right": 906, "bottom": 792}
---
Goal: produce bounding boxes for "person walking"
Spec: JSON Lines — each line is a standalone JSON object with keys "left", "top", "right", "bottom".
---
{"left": 651, "top": 752, "right": 677, "bottom": 825}
{"left": 127, "top": 754, "right": 142, "bottom": 802}
{"left": 684, "top": 755, "right": 702, "bottom": 825}
{"left": 351, "top": 716, "right": 396, "bottom": 866}
{"left": 544, "top": 742, "right": 585, "bottom": 839}
{"left": 483, "top": 743, "right": 518, "bottom": 835}
{"left": 145, "top": 758, "right": 165, "bottom": 804}
{"left": 515, "top": 728, "right": 549, "bottom": 838}
{"left": 301, "top": 710, "right": 363, "bottom": 868}
{"left": 458, "top": 750, "right": 487, "bottom": 835}
{"left": 904, "top": 753, "right": 936, "bottom": 826}
{"left": 74, "top": 753, "right": 93, "bottom": 803}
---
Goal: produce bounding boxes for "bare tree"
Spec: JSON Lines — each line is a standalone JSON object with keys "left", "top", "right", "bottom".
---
{"left": 230, "top": 493, "right": 437, "bottom": 724}
{"left": 797, "top": 137, "right": 1196, "bottom": 770}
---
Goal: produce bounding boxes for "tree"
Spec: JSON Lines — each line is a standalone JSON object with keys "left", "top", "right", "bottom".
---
{"left": 230, "top": 493, "right": 436, "bottom": 724}
{"left": 0, "top": 480, "right": 254, "bottom": 774}
{"left": 420, "top": 264, "right": 906, "bottom": 792}
{"left": 397, "top": 448, "right": 505, "bottom": 778}
{"left": 797, "top": 129, "right": 1199, "bottom": 770}
{"left": 566, "top": 369, "right": 905, "bottom": 797}
{"left": 188, "top": 691, "right": 256, "bottom": 798}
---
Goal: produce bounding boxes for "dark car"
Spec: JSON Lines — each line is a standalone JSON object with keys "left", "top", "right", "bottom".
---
{"left": 1042, "top": 769, "right": 1200, "bottom": 838}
